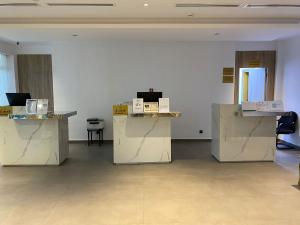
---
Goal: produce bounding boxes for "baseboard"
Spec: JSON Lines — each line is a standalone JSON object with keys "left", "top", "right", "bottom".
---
{"left": 277, "top": 139, "right": 300, "bottom": 150}
{"left": 69, "top": 139, "right": 212, "bottom": 144}
{"left": 171, "top": 139, "right": 211, "bottom": 142}
{"left": 69, "top": 140, "right": 113, "bottom": 144}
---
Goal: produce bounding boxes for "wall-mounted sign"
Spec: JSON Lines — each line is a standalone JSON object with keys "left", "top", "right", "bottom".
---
{"left": 113, "top": 105, "right": 128, "bottom": 115}
{"left": 223, "top": 76, "right": 234, "bottom": 83}
{"left": 0, "top": 106, "right": 12, "bottom": 116}
{"left": 248, "top": 60, "right": 261, "bottom": 68}
{"left": 222, "top": 67, "right": 234, "bottom": 84}
{"left": 223, "top": 67, "right": 234, "bottom": 76}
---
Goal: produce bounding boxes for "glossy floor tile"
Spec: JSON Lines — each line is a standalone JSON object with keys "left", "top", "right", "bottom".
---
{"left": 0, "top": 141, "right": 299, "bottom": 225}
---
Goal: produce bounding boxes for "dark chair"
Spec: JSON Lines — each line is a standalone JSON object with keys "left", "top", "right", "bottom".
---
{"left": 276, "top": 111, "right": 298, "bottom": 149}
{"left": 87, "top": 118, "right": 104, "bottom": 146}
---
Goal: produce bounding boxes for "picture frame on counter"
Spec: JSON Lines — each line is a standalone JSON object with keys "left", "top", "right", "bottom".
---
{"left": 26, "top": 99, "right": 49, "bottom": 115}
{"left": 159, "top": 98, "right": 170, "bottom": 113}
{"left": 37, "top": 99, "right": 49, "bottom": 115}
{"left": 144, "top": 102, "right": 159, "bottom": 113}
{"left": 26, "top": 99, "right": 38, "bottom": 114}
{"left": 133, "top": 98, "right": 144, "bottom": 113}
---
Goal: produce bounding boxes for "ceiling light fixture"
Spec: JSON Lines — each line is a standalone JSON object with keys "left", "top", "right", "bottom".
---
{"left": 176, "top": 3, "right": 239, "bottom": 8}
{"left": 246, "top": 4, "right": 300, "bottom": 8}
{"left": 47, "top": 3, "right": 114, "bottom": 7}
{"left": 72, "top": 34, "right": 79, "bottom": 37}
{"left": 144, "top": 3, "right": 149, "bottom": 7}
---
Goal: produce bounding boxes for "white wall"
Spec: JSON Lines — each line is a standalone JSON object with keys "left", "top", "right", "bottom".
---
{"left": 16, "top": 41, "right": 276, "bottom": 140}
{"left": 0, "top": 40, "right": 16, "bottom": 55}
{"left": 0, "top": 40, "right": 17, "bottom": 104}
{"left": 277, "top": 36, "right": 300, "bottom": 146}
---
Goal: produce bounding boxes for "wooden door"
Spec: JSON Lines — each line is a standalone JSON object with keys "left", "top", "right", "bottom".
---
{"left": 17, "top": 54, "right": 54, "bottom": 111}
{"left": 234, "top": 51, "right": 276, "bottom": 103}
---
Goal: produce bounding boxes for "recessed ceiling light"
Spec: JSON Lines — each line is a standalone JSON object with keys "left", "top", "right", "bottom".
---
{"left": 72, "top": 34, "right": 79, "bottom": 37}
{"left": 144, "top": 3, "right": 149, "bottom": 7}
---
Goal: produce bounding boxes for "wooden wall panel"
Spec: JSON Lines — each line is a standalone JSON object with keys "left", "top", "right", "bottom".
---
{"left": 234, "top": 51, "right": 276, "bottom": 103}
{"left": 17, "top": 54, "right": 54, "bottom": 111}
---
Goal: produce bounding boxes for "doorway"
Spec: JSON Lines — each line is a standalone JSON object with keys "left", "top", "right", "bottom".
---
{"left": 234, "top": 51, "right": 276, "bottom": 104}
{"left": 238, "top": 68, "right": 266, "bottom": 104}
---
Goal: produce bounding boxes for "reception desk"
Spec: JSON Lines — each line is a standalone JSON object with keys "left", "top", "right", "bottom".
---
{"left": 113, "top": 112, "right": 181, "bottom": 164}
{"left": 211, "top": 104, "right": 283, "bottom": 162}
{"left": 0, "top": 111, "right": 77, "bottom": 166}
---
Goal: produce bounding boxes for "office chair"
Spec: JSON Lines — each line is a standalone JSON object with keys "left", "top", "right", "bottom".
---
{"left": 276, "top": 111, "right": 298, "bottom": 149}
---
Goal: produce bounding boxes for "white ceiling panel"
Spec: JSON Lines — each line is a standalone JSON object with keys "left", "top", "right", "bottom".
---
{"left": 0, "top": 1, "right": 300, "bottom": 42}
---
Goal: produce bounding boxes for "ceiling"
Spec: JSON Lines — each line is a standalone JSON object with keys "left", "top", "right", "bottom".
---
{"left": 1, "top": 25, "right": 300, "bottom": 43}
{"left": 1, "top": 0, "right": 300, "bottom": 42}
{"left": 1, "top": 0, "right": 300, "bottom": 20}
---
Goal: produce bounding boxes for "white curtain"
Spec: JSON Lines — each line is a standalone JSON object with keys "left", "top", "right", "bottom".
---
{"left": 0, "top": 53, "right": 12, "bottom": 106}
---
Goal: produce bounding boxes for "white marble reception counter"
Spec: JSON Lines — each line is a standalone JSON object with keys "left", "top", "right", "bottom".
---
{"left": 0, "top": 111, "right": 77, "bottom": 166}
{"left": 113, "top": 112, "right": 181, "bottom": 164}
{"left": 211, "top": 104, "right": 277, "bottom": 162}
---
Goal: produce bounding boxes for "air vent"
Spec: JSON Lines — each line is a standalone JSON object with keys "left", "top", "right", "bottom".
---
{"left": 246, "top": 4, "right": 300, "bottom": 8}
{"left": 47, "top": 3, "right": 114, "bottom": 7}
{"left": 176, "top": 3, "right": 239, "bottom": 8}
{"left": 0, "top": 3, "right": 39, "bottom": 6}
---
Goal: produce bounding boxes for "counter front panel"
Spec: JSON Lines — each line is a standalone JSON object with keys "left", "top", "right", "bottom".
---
{"left": 0, "top": 111, "right": 76, "bottom": 166}
{"left": 113, "top": 116, "right": 172, "bottom": 164}
{"left": 212, "top": 104, "right": 276, "bottom": 162}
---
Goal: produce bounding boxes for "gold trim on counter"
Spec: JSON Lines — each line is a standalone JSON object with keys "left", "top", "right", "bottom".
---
{"left": 129, "top": 112, "right": 181, "bottom": 118}
{"left": 0, "top": 106, "right": 12, "bottom": 116}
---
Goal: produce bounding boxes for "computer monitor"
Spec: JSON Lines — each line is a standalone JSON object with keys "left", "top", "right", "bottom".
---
{"left": 6, "top": 93, "right": 31, "bottom": 106}
{"left": 137, "top": 92, "right": 162, "bottom": 102}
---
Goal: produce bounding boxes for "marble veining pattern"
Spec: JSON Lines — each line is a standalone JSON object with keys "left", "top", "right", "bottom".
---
{"left": 129, "top": 117, "right": 160, "bottom": 162}
{"left": 211, "top": 104, "right": 276, "bottom": 162}
{"left": 232, "top": 116, "right": 265, "bottom": 159}
{"left": 113, "top": 115, "right": 171, "bottom": 164}
{"left": 0, "top": 116, "right": 71, "bottom": 166}
{"left": 12, "top": 120, "right": 44, "bottom": 164}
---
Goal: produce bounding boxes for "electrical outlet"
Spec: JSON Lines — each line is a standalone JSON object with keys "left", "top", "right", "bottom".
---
{"left": 199, "top": 130, "right": 203, "bottom": 134}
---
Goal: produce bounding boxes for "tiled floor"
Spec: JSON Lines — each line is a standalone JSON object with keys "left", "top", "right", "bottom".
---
{"left": 0, "top": 141, "right": 299, "bottom": 225}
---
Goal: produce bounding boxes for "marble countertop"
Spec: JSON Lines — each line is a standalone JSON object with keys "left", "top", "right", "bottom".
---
{"left": 213, "top": 104, "right": 286, "bottom": 117}
{"left": 242, "top": 111, "right": 286, "bottom": 117}
{"left": 8, "top": 111, "right": 77, "bottom": 120}
{"left": 129, "top": 112, "right": 181, "bottom": 118}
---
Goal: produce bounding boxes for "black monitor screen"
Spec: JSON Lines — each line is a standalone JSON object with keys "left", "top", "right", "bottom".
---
{"left": 6, "top": 93, "right": 31, "bottom": 106}
{"left": 137, "top": 92, "right": 162, "bottom": 102}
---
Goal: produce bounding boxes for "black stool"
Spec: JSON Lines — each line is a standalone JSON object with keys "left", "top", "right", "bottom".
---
{"left": 87, "top": 118, "right": 104, "bottom": 146}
